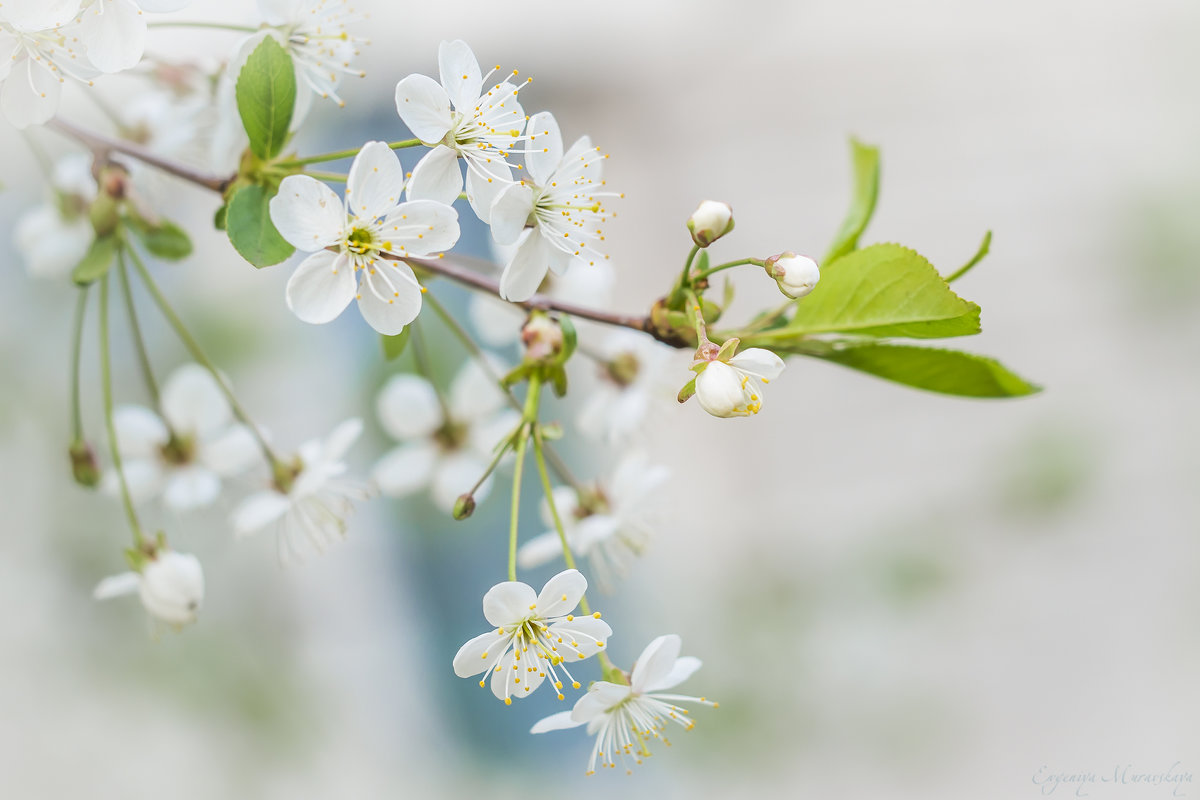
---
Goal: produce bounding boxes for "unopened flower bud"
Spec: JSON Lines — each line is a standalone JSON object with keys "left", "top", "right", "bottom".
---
{"left": 521, "top": 312, "right": 564, "bottom": 362}
{"left": 765, "top": 252, "right": 820, "bottom": 299}
{"left": 687, "top": 200, "right": 734, "bottom": 247}
{"left": 453, "top": 494, "right": 476, "bottom": 520}
{"left": 139, "top": 550, "right": 205, "bottom": 626}
{"left": 69, "top": 440, "right": 101, "bottom": 488}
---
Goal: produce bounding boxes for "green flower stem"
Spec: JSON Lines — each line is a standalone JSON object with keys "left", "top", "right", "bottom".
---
{"left": 692, "top": 257, "right": 765, "bottom": 282}
{"left": 126, "top": 245, "right": 284, "bottom": 472}
{"left": 465, "top": 423, "right": 520, "bottom": 501}
{"left": 274, "top": 139, "right": 423, "bottom": 168}
{"left": 147, "top": 21, "right": 259, "bottom": 33}
{"left": 98, "top": 276, "right": 147, "bottom": 548}
{"left": 532, "top": 425, "right": 615, "bottom": 675}
{"left": 300, "top": 170, "right": 347, "bottom": 183}
{"left": 70, "top": 288, "right": 90, "bottom": 443}
{"left": 117, "top": 250, "right": 160, "bottom": 408}
{"left": 422, "top": 289, "right": 588, "bottom": 495}
{"left": 684, "top": 289, "right": 712, "bottom": 346}
{"left": 508, "top": 374, "right": 542, "bottom": 581}
{"left": 673, "top": 244, "right": 701, "bottom": 295}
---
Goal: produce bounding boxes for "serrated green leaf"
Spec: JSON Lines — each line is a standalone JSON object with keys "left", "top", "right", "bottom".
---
{"left": 236, "top": 36, "right": 296, "bottom": 160}
{"left": 823, "top": 138, "right": 880, "bottom": 264}
{"left": 226, "top": 184, "right": 294, "bottom": 267}
{"left": 781, "top": 243, "right": 981, "bottom": 339}
{"left": 71, "top": 235, "right": 118, "bottom": 285}
{"left": 815, "top": 343, "right": 1040, "bottom": 398}
{"left": 381, "top": 329, "right": 410, "bottom": 361}
{"left": 128, "top": 217, "right": 192, "bottom": 260}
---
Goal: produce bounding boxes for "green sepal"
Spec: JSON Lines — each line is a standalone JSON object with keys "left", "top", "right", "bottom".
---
{"left": 235, "top": 36, "right": 297, "bottom": 161}
{"left": 71, "top": 235, "right": 119, "bottom": 286}
{"left": 381, "top": 328, "right": 411, "bottom": 361}
{"left": 550, "top": 314, "right": 577, "bottom": 367}
{"left": 823, "top": 138, "right": 880, "bottom": 264}
{"left": 502, "top": 362, "right": 535, "bottom": 389}
{"left": 123, "top": 547, "right": 149, "bottom": 572}
{"left": 548, "top": 365, "right": 568, "bottom": 398}
{"left": 226, "top": 184, "right": 294, "bottom": 267}
{"left": 677, "top": 377, "right": 697, "bottom": 403}
{"left": 716, "top": 336, "right": 740, "bottom": 362}
{"left": 539, "top": 422, "right": 565, "bottom": 441}
{"left": 214, "top": 202, "right": 228, "bottom": 231}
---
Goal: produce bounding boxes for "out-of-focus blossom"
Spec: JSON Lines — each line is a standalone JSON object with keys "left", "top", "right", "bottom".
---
{"left": 578, "top": 329, "right": 676, "bottom": 444}
{"left": 94, "top": 548, "right": 206, "bottom": 627}
{"left": 15, "top": 154, "right": 96, "bottom": 279}
{"left": 78, "top": 0, "right": 194, "bottom": 75}
{"left": 0, "top": 4, "right": 98, "bottom": 128}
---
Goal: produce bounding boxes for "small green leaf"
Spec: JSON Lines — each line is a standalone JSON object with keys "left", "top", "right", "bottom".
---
{"left": 380, "top": 329, "right": 410, "bottom": 361}
{"left": 236, "top": 36, "right": 297, "bottom": 160}
{"left": 815, "top": 343, "right": 1040, "bottom": 398}
{"left": 71, "top": 235, "right": 118, "bottom": 285}
{"left": 944, "top": 230, "right": 992, "bottom": 283}
{"left": 823, "top": 138, "right": 880, "bottom": 264}
{"left": 128, "top": 217, "right": 192, "bottom": 261}
{"left": 214, "top": 203, "right": 228, "bottom": 230}
{"left": 226, "top": 184, "right": 294, "bottom": 267}
{"left": 549, "top": 365, "right": 568, "bottom": 397}
{"left": 782, "top": 243, "right": 980, "bottom": 339}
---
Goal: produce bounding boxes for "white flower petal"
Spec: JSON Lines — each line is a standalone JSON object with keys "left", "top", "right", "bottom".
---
{"left": 467, "top": 408, "right": 521, "bottom": 461}
{"left": 482, "top": 580, "right": 536, "bottom": 627}
{"left": 452, "top": 629, "right": 508, "bottom": 678}
{"left": 499, "top": 229, "right": 568, "bottom": 302}
{"left": 139, "top": 551, "right": 203, "bottom": 626}
{"left": 135, "top": 0, "right": 193, "bottom": 11}
{"left": 231, "top": 490, "right": 290, "bottom": 537}
{"left": 404, "top": 145, "right": 462, "bottom": 205}
{"left": 524, "top": 111, "right": 562, "bottom": 186}
{"left": 269, "top": 174, "right": 346, "bottom": 250}
{"left": 570, "top": 681, "right": 630, "bottom": 723}
{"left": 113, "top": 405, "right": 169, "bottom": 458}
{"left": 161, "top": 364, "right": 231, "bottom": 439}
{"left": 516, "top": 530, "right": 566, "bottom": 570}
{"left": 538, "top": 486, "right": 580, "bottom": 529}
{"left": 372, "top": 442, "right": 437, "bottom": 497}
{"left": 106, "top": 458, "right": 165, "bottom": 505}
{"left": 646, "top": 655, "right": 702, "bottom": 693}
{"left": 394, "top": 73, "right": 453, "bottom": 143}
{"left": 488, "top": 181, "right": 535, "bottom": 246}
{"left": 198, "top": 424, "right": 260, "bottom": 477}
{"left": 536, "top": 568, "right": 587, "bottom": 617}
{"left": 728, "top": 348, "right": 785, "bottom": 381}
{"left": 448, "top": 357, "right": 505, "bottom": 422}
{"left": 467, "top": 293, "right": 523, "bottom": 348}
{"left": 2, "top": 58, "right": 62, "bottom": 129}
{"left": 630, "top": 634, "right": 682, "bottom": 694}
{"left": 15, "top": 205, "right": 93, "bottom": 280}
{"left": 530, "top": 710, "right": 584, "bottom": 734}
{"left": 162, "top": 466, "right": 221, "bottom": 511}
{"left": 80, "top": 0, "right": 146, "bottom": 73}
{"left": 93, "top": 571, "right": 140, "bottom": 600}
{"left": 464, "top": 158, "right": 511, "bottom": 224}
{"left": 286, "top": 250, "right": 356, "bottom": 325}
{"left": 356, "top": 260, "right": 423, "bottom": 335}
{"left": 321, "top": 417, "right": 362, "bottom": 463}
{"left": 376, "top": 374, "right": 443, "bottom": 440}
{"left": 573, "top": 515, "right": 621, "bottom": 556}
{"left": 380, "top": 199, "right": 460, "bottom": 256}
{"left": 547, "top": 615, "right": 611, "bottom": 661}
{"left": 431, "top": 452, "right": 488, "bottom": 514}
{"left": 345, "top": 141, "right": 406, "bottom": 221}
{"left": 3, "top": 0, "right": 82, "bottom": 31}
{"left": 695, "top": 360, "right": 748, "bottom": 418}
{"left": 437, "top": 39, "right": 482, "bottom": 112}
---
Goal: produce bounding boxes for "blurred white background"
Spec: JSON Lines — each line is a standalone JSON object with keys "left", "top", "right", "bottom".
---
{"left": 1, "top": 1, "right": 1198, "bottom": 797}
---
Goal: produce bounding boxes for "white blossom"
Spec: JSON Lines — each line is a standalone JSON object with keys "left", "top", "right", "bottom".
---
{"left": 766, "top": 251, "right": 820, "bottom": 298}
{"left": 488, "top": 111, "right": 617, "bottom": 301}
{"left": 694, "top": 347, "right": 785, "bottom": 418}
{"left": 78, "top": 0, "right": 195, "bottom": 75}
{"left": 518, "top": 452, "right": 669, "bottom": 588}
{"left": 530, "top": 634, "right": 715, "bottom": 775}
{"left": 269, "top": 141, "right": 460, "bottom": 335}
{"left": 372, "top": 359, "right": 520, "bottom": 513}
{"left": 0, "top": 4, "right": 98, "bottom": 129}
{"left": 577, "top": 329, "right": 676, "bottom": 444}
{"left": 102, "top": 364, "right": 260, "bottom": 511}
{"left": 255, "top": 0, "right": 365, "bottom": 109}
{"left": 15, "top": 154, "right": 96, "bottom": 279}
{"left": 231, "top": 418, "right": 371, "bottom": 563}
{"left": 687, "top": 200, "right": 733, "bottom": 247}
{"left": 94, "top": 549, "right": 205, "bottom": 627}
{"left": 394, "top": 39, "right": 528, "bottom": 221}
{"left": 452, "top": 568, "right": 611, "bottom": 704}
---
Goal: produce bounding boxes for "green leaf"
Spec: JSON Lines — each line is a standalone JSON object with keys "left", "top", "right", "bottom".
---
{"left": 128, "top": 217, "right": 192, "bottom": 260}
{"left": 71, "top": 235, "right": 118, "bottom": 285}
{"left": 782, "top": 243, "right": 981, "bottom": 339}
{"left": 236, "top": 36, "right": 297, "bottom": 160}
{"left": 814, "top": 343, "right": 1040, "bottom": 398}
{"left": 380, "top": 329, "right": 411, "bottom": 361}
{"left": 214, "top": 202, "right": 228, "bottom": 231}
{"left": 944, "top": 230, "right": 992, "bottom": 283}
{"left": 226, "top": 184, "right": 294, "bottom": 267}
{"left": 823, "top": 138, "right": 880, "bottom": 264}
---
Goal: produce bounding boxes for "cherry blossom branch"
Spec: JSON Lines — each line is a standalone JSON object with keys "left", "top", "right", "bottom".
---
{"left": 49, "top": 117, "right": 232, "bottom": 194}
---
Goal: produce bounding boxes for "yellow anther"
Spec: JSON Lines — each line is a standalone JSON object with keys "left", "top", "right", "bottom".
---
{"left": 572, "top": 681, "right": 581, "bottom": 689}
{"left": 504, "top": 697, "right": 512, "bottom": 705}
{"left": 592, "top": 612, "right": 601, "bottom": 619}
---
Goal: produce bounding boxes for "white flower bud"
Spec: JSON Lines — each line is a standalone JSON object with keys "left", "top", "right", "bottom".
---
{"left": 766, "top": 252, "right": 820, "bottom": 299}
{"left": 694, "top": 361, "right": 749, "bottom": 418}
{"left": 139, "top": 551, "right": 205, "bottom": 627}
{"left": 687, "top": 200, "right": 734, "bottom": 248}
